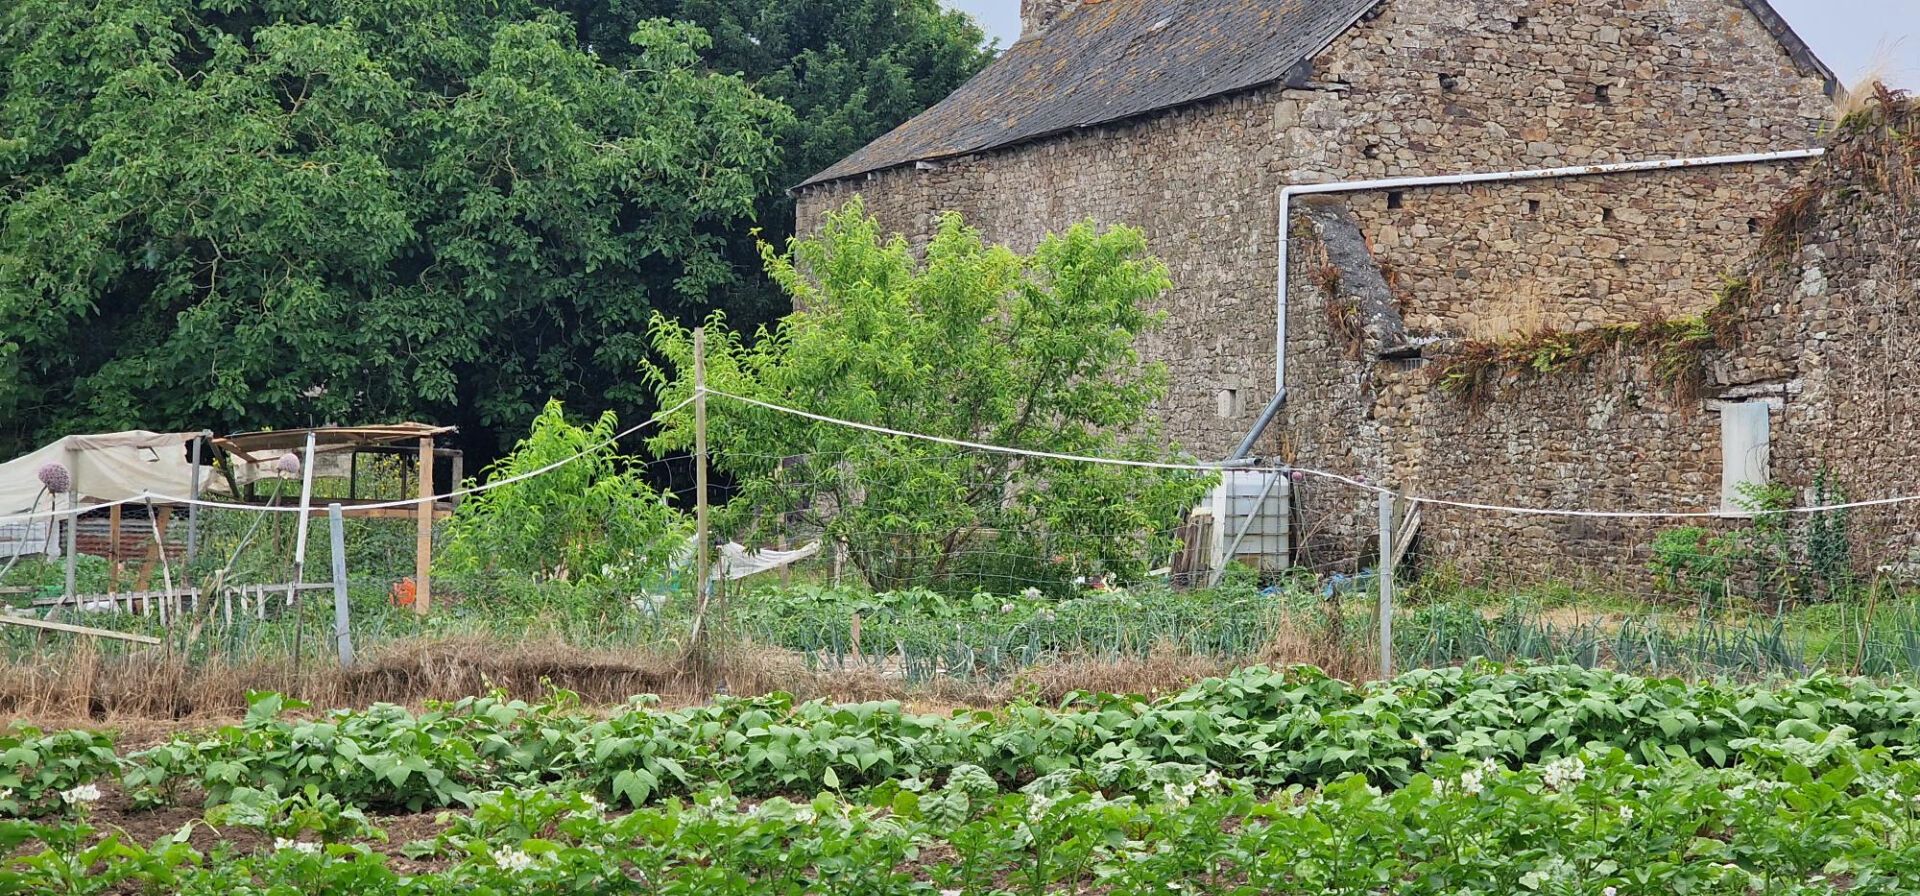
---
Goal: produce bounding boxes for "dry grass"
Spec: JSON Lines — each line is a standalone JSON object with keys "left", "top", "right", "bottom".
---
{"left": 2, "top": 613, "right": 1372, "bottom": 728}
{"left": 1430, "top": 312, "right": 1713, "bottom": 406}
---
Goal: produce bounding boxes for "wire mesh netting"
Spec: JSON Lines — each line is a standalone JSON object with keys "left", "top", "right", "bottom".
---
{"left": 4, "top": 389, "right": 1920, "bottom": 689}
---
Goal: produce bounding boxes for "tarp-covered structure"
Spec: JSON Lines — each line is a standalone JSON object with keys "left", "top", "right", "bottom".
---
{"left": 0, "top": 432, "right": 204, "bottom": 560}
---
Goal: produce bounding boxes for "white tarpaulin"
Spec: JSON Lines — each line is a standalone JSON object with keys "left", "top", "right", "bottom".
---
{"left": 714, "top": 541, "right": 822, "bottom": 581}
{"left": 0, "top": 432, "right": 204, "bottom": 559}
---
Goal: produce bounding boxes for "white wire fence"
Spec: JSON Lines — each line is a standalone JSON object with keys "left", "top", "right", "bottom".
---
{"left": 4, "top": 387, "right": 1919, "bottom": 682}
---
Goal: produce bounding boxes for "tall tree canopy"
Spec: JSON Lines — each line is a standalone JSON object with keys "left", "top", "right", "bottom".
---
{"left": 0, "top": 0, "right": 991, "bottom": 457}
{"left": 550, "top": 0, "right": 994, "bottom": 267}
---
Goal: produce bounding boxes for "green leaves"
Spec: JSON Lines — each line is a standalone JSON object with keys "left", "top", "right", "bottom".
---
{"left": 438, "top": 399, "right": 690, "bottom": 588}
{"left": 648, "top": 202, "right": 1214, "bottom": 593}
{"left": 0, "top": 0, "right": 785, "bottom": 453}
{"left": 0, "top": 727, "right": 119, "bottom": 819}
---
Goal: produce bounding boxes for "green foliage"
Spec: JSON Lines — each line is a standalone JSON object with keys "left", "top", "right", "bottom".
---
{"left": 1648, "top": 480, "right": 1861, "bottom": 606}
{"left": 0, "top": 0, "right": 786, "bottom": 454}
{"left": 439, "top": 399, "right": 688, "bottom": 587}
{"left": 1808, "top": 466, "right": 1854, "bottom": 597}
{"left": 205, "top": 785, "right": 383, "bottom": 844}
{"left": 0, "top": 821, "right": 201, "bottom": 896}
{"left": 552, "top": 0, "right": 995, "bottom": 324}
{"left": 648, "top": 202, "right": 1215, "bottom": 592}
{"left": 98, "top": 664, "right": 1920, "bottom": 822}
{"left": 1650, "top": 526, "right": 1732, "bottom": 605}
{"left": 124, "top": 690, "right": 586, "bottom": 813}
{"left": 0, "top": 728, "right": 119, "bottom": 818}
{"left": 19, "top": 671, "right": 1920, "bottom": 893}
{"left": 1397, "top": 600, "right": 1806, "bottom": 675}
{"left": 21, "top": 750, "right": 1920, "bottom": 895}
{"left": 734, "top": 584, "right": 1301, "bottom": 681}
{"left": 0, "top": 556, "right": 110, "bottom": 599}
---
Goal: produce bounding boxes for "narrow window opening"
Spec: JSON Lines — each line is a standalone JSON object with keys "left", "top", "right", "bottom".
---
{"left": 1747, "top": 217, "right": 1761, "bottom": 234}
{"left": 1710, "top": 87, "right": 1728, "bottom": 102}
{"left": 1511, "top": 16, "right": 1528, "bottom": 29}
{"left": 1363, "top": 143, "right": 1381, "bottom": 159}
{"left": 1438, "top": 73, "right": 1459, "bottom": 92}
{"left": 1594, "top": 83, "right": 1612, "bottom": 105}
{"left": 1602, "top": 207, "right": 1616, "bottom": 222}
{"left": 1720, "top": 402, "right": 1773, "bottom": 515}
{"left": 1387, "top": 191, "right": 1405, "bottom": 210}
{"left": 1527, "top": 199, "right": 1542, "bottom": 215}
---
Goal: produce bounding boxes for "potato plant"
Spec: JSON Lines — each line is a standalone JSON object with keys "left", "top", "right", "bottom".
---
{"left": 74, "top": 663, "right": 1920, "bottom": 818}
{"left": 11, "top": 741, "right": 1920, "bottom": 895}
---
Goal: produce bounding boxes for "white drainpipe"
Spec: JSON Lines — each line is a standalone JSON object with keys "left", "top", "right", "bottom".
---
{"left": 1270, "top": 147, "right": 1827, "bottom": 399}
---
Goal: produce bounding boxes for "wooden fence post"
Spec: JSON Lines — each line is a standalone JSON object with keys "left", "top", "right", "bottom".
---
{"left": 415, "top": 437, "right": 435, "bottom": 615}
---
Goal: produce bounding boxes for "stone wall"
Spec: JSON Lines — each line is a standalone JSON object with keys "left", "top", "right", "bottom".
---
{"left": 1716, "top": 102, "right": 1920, "bottom": 572}
{"left": 1283, "top": 94, "right": 1920, "bottom": 585}
{"left": 795, "top": 0, "right": 1834, "bottom": 460}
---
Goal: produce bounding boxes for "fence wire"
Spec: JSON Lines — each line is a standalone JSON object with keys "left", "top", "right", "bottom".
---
{"left": 5, "top": 387, "right": 1920, "bottom": 686}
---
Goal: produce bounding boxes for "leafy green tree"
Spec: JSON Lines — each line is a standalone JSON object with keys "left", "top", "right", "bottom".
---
{"left": 440, "top": 399, "right": 688, "bottom": 585}
{"left": 0, "top": 0, "right": 786, "bottom": 455}
{"left": 648, "top": 201, "right": 1214, "bottom": 593}
{"left": 544, "top": 0, "right": 996, "bottom": 323}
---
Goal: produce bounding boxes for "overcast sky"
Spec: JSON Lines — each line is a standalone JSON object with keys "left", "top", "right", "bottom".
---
{"left": 945, "top": 0, "right": 1916, "bottom": 88}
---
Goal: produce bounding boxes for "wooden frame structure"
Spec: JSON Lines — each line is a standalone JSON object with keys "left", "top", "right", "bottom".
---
{"left": 213, "top": 423, "right": 460, "bottom": 614}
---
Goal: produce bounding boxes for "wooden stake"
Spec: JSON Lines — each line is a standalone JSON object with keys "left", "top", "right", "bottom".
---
{"left": 415, "top": 437, "right": 434, "bottom": 615}
{"left": 288, "top": 434, "right": 318, "bottom": 678}
{"left": 690, "top": 328, "right": 713, "bottom": 652}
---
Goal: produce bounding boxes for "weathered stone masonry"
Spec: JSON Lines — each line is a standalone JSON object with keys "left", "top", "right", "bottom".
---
{"left": 799, "top": 0, "right": 1834, "bottom": 462}
{"left": 1287, "top": 96, "right": 1920, "bottom": 580}
{"left": 796, "top": 0, "right": 1865, "bottom": 580}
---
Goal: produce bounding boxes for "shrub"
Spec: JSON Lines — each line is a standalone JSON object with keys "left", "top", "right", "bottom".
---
{"left": 439, "top": 400, "right": 689, "bottom": 589}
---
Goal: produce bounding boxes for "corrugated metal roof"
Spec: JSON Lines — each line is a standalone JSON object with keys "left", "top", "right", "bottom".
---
{"left": 799, "top": 0, "right": 1380, "bottom": 188}
{"left": 799, "top": 0, "right": 1837, "bottom": 191}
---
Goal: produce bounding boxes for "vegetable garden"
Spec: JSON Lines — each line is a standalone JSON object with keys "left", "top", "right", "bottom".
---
{"left": 8, "top": 662, "right": 1920, "bottom": 893}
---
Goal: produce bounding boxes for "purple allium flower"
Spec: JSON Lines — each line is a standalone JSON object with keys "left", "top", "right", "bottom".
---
{"left": 37, "top": 463, "right": 70, "bottom": 495}
{"left": 275, "top": 454, "right": 303, "bottom": 477}
{"left": 1289, "top": 470, "right": 1306, "bottom": 483}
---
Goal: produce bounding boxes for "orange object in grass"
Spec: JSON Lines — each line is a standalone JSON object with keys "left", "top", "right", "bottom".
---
{"left": 390, "top": 578, "right": 417, "bottom": 607}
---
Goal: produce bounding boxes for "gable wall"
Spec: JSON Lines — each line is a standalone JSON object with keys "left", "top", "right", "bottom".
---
{"left": 1285, "top": 101, "right": 1920, "bottom": 588}
{"left": 796, "top": 0, "right": 1833, "bottom": 467}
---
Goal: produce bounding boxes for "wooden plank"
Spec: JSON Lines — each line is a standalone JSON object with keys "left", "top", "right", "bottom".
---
{"left": 0, "top": 614, "right": 163, "bottom": 645}
{"left": 414, "top": 437, "right": 434, "bottom": 615}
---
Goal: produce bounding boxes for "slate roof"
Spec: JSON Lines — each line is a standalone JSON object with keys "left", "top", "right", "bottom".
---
{"left": 799, "top": 0, "right": 1838, "bottom": 190}
{"left": 798, "top": 0, "right": 1380, "bottom": 188}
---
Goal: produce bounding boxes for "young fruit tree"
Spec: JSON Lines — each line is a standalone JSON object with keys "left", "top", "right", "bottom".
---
{"left": 439, "top": 400, "right": 688, "bottom": 587}
{"left": 647, "top": 201, "right": 1213, "bottom": 593}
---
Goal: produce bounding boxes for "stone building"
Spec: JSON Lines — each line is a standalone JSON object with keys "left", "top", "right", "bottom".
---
{"left": 794, "top": 0, "right": 1882, "bottom": 579}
